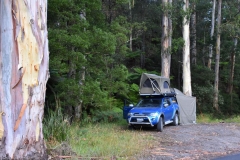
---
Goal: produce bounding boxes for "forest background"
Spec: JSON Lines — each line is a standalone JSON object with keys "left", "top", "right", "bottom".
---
{"left": 2, "top": 0, "right": 240, "bottom": 159}
{"left": 44, "top": 0, "right": 240, "bottom": 142}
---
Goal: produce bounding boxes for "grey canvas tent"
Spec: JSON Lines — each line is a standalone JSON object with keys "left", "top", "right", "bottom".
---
{"left": 173, "top": 88, "right": 196, "bottom": 125}
{"left": 139, "top": 73, "right": 196, "bottom": 125}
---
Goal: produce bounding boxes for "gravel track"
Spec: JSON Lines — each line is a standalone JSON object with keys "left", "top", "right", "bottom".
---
{"left": 140, "top": 123, "right": 240, "bottom": 160}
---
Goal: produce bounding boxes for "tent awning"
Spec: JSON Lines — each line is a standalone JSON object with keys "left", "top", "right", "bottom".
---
{"left": 174, "top": 88, "right": 196, "bottom": 125}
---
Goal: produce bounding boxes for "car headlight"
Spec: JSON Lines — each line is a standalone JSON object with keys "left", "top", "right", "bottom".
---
{"left": 150, "top": 113, "right": 158, "bottom": 117}
{"left": 128, "top": 113, "right": 133, "bottom": 116}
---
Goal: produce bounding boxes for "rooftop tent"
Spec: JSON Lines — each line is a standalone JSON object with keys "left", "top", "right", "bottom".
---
{"left": 174, "top": 88, "right": 196, "bottom": 125}
{"left": 139, "top": 73, "right": 173, "bottom": 95}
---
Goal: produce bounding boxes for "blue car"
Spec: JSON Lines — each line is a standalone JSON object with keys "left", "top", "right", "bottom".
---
{"left": 123, "top": 96, "right": 179, "bottom": 132}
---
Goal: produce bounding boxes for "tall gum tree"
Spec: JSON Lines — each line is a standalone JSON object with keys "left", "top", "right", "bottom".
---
{"left": 208, "top": 0, "right": 216, "bottom": 69}
{"left": 0, "top": 0, "right": 49, "bottom": 159}
{"left": 190, "top": 1, "right": 197, "bottom": 65}
{"left": 182, "top": 0, "right": 192, "bottom": 96}
{"left": 227, "top": 38, "right": 237, "bottom": 94}
{"left": 224, "top": 0, "right": 240, "bottom": 111}
{"left": 213, "top": 0, "right": 222, "bottom": 111}
{"left": 161, "top": 0, "right": 172, "bottom": 78}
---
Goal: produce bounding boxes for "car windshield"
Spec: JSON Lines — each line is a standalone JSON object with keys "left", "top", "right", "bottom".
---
{"left": 136, "top": 99, "right": 162, "bottom": 107}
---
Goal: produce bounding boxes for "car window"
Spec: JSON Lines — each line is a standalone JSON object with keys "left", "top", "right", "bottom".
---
{"left": 136, "top": 99, "right": 161, "bottom": 107}
{"left": 163, "top": 81, "right": 169, "bottom": 89}
{"left": 163, "top": 98, "right": 171, "bottom": 107}
{"left": 171, "top": 97, "right": 177, "bottom": 103}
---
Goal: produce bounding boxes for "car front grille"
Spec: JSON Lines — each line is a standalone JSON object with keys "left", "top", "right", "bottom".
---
{"left": 130, "top": 117, "right": 150, "bottom": 122}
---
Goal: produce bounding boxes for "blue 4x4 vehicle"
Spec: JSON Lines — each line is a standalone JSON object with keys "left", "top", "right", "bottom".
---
{"left": 123, "top": 95, "right": 179, "bottom": 132}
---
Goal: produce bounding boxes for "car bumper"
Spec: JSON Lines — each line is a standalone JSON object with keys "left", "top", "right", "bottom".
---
{"left": 128, "top": 116, "right": 158, "bottom": 127}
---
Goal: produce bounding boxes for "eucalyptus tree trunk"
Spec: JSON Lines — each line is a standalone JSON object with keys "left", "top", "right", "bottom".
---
{"left": 129, "top": 0, "right": 133, "bottom": 51}
{"left": 208, "top": 0, "right": 216, "bottom": 69}
{"left": 201, "top": 30, "right": 206, "bottom": 66}
{"left": 161, "top": 0, "right": 171, "bottom": 78}
{"left": 141, "top": 32, "right": 146, "bottom": 68}
{"left": 75, "top": 10, "right": 87, "bottom": 120}
{"left": 75, "top": 65, "right": 85, "bottom": 120}
{"left": 141, "top": 4, "right": 146, "bottom": 69}
{"left": 213, "top": 0, "right": 222, "bottom": 111}
{"left": 168, "top": 0, "right": 172, "bottom": 69}
{"left": 190, "top": 2, "right": 197, "bottom": 65}
{"left": 227, "top": 0, "right": 240, "bottom": 94}
{"left": 226, "top": 37, "right": 238, "bottom": 94}
{"left": 0, "top": 0, "right": 49, "bottom": 159}
{"left": 182, "top": 0, "right": 192, "bottom": 96}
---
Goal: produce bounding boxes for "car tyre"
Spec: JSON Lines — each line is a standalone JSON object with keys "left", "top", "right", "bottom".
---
{"left": 157, "top": 117, "right": 163, "bottom": 132}
{"left": 173, "top": 113, "right": 179, "bottom": 126}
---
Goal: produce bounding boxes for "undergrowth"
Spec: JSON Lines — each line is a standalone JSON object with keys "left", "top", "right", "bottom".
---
{"left": 44, "top": 109, "right": 240, "bottom": 158}
{"left": 197, "top": 113, "right": 240, "bottom": 123}
{"left": 68, "top": 122, "right": 155, "bottom": 158}
{"left": 43, "top": 108, "right": 69, "bottom": 142}
{"left": 44, "top": 109, "right": 155, "bottom": 158}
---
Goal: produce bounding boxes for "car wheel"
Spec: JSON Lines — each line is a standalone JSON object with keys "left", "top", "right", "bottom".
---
{"left": 157, "top": 117, "right": 163, "bottom": 132}
{"left": 173, "top": 113, "right": 179, "bottom": 126}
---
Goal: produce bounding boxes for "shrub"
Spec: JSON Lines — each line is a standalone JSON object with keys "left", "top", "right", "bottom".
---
{"left": 81, "top": 110, "right": 122, "bottom": 124}
{"left": 43, "top": 108, "right": 69, "bottom": 142}
{"left": 193, "top": 83, "right": 214, "bottom": 113}
{"left": 221, "top": 93, "right": 240, "bottom": 115}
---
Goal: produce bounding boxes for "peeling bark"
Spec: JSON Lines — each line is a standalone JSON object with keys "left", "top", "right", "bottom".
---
{"left": 0, "top": 0, "right": 49, "bottom": 159}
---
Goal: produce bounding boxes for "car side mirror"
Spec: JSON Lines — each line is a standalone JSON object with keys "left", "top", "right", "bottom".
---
{"left": 129, "top": 104, "right": 134, "bottom": 107}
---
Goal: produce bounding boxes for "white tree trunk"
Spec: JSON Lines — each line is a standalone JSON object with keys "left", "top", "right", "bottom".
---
{"left": 208, "top": 0, "right": 216, "bottom": 69}
{"left": 213, "top": 0, "right": 222, "bottom": 111}
{"left": 161, "top": 0, "right": 171, "bottom": 78}
{"left": 182, "top": 0, "right": 192, "bottom": 96}
{"left": 210, "top": 0, "right": 216, "bottom": 38}
{"left": 227, "top": 38, "right": 237, "bottom": 94}
{"left": 0, "top": 0, "right": 49, "bottom": 159}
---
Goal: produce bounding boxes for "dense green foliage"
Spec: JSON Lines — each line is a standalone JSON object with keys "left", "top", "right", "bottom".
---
{"left": 45, "top": 0, "right": 240, "bottom": 124}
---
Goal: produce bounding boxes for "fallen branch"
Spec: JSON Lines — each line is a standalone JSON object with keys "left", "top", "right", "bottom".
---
{"left": 50, "top": 155, "right": 116, "bottom": 159}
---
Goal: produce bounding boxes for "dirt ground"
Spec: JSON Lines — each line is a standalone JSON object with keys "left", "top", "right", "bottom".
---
{"left": 48, "top": 123, "right": 240, "bottom": 160}
{"left": 141, "top": 123, "right": 240, "bottom": 160}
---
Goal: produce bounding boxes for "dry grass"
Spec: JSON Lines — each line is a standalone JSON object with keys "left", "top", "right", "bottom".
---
{"left": 68, "top": 123, "right": 155, "bottom": 159}
{"left": 197, "top": 113, "right": 240, "bottom": 123}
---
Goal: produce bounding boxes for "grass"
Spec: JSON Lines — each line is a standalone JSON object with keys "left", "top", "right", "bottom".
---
{"left": 45, "top": 111, "right": 240, "bottom": 159}
{"left": 68, "top": 122, "right": 155, "bottom": 159}
{"left": 45, "top": 116, "right": 156, "bottom": 159}
{"left": 197, "top": 113, "right": 240, "bottom": 123}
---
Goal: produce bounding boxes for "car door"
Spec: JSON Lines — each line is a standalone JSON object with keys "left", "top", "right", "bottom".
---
{"left": 123, "top": 99, "right": 134, "bottom": 119}
{"left": 162, "top": 97, "right": 172, "bottom": 121}
{"left": 169, "top": 97, "right": 177, "bottom": 119}
{"left": 169, "top": 97, "right": 175, "bottom": 119}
